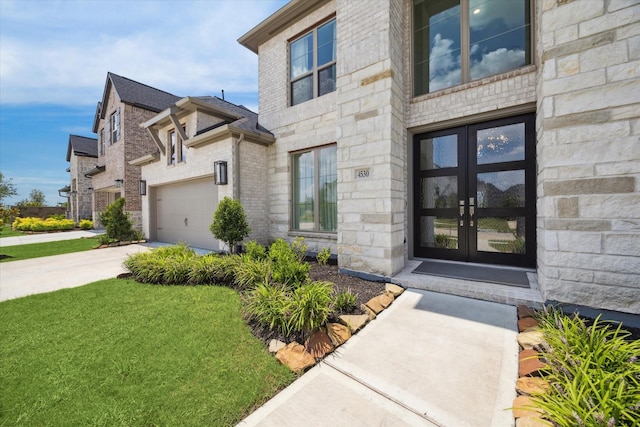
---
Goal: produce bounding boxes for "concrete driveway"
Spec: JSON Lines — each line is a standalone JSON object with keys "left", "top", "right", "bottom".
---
{"left": 0, "top": 243, "right": 150, "bottom": 302}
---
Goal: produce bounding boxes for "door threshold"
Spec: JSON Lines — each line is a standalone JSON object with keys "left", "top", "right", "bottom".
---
{"left": 412, "top": 259, "right": 534, "bottom": 288}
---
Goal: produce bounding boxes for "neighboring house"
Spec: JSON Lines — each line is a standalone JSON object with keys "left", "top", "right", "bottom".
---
{"left": 237, "top": 0, "right": 640, "bottom": 314}
{"left": 134, "top": 96, "right": 274, "bottom": 251}
{"left": 88, "top": 72, "right": 181, "bottom": 229}
{"left": 61, "top": 134, "right": 98, "bottom": 223}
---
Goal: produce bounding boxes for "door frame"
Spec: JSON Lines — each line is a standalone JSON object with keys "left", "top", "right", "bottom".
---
{"left": 412, "top": 113, "right": 536, "bottom": 268}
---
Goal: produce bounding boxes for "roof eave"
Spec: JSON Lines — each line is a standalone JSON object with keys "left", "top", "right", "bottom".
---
{"left": 238, "top": 0, "right": 330, "bottom": 53}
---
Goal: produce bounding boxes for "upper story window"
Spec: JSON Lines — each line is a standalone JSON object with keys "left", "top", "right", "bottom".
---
{"left": 168, "top": 126, "right": 186, "bottom": 165}
{"left": 413, "top": 0, "right": 531, "bottom": 96}
{"left": 110, "top": 109, "right": 120, "bottom": 144}
{"left": 290, "top": 18, "right": 336, "bottom": 106}
{"left": 292, "top": 144, "right": 337, "bottom": 232}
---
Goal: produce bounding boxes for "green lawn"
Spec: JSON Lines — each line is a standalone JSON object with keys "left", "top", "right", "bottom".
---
{"left": 0, "top": 225, "right": 23, "bottom": 238}
{"left": 0, "top": 237, "right": 99, "bottom": 262}
{"left": 0, "top": 279, "right": 294, "bottom": 426}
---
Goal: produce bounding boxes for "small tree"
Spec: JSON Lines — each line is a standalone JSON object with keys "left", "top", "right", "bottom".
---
{"left": 15, "top": 189, "right": 46, "bottom": 207}
{"left": 0, "top": 172, "right": 18, "bottom": 206}
{"left": 99, "top": 198, "right": 135, "bottom": 242}
{"left": 210, "top": 197, "right": 251, "bottom": 253}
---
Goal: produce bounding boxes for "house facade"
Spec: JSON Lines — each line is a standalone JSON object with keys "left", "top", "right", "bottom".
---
{"left": 238, "top": 0, "right": 640, "bottom": 314}
{"left": 135, "top": 96, "right": 274, "bottom": 251}
{"left": 63, "top": 134, "right": 98, "bottom": 223}
{"left": 89, "top": 73, "right": 181, "bottom": 229}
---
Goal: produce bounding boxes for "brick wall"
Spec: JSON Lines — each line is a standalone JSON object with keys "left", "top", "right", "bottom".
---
{"left": 536, "top": 0, "right": 640, "bottom": 313}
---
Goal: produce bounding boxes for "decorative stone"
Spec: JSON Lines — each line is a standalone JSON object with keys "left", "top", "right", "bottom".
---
{"left": 523, "top": 326, "right": 541, "bottom": 333}
{"left": 275, "top": 342, "right": 316, "bottom": 372}
{"left": 326, "top": 322, "right": 351, "bottom": 347}
{"left": 338, "top": 314, "right": 369, "bottom": 332}
{"left": 516, "top": 416, "right": 549, "bottom": 427}
{"left": 519, "top": 349, "right": 545, "bottom": 377}
{"left": 385, "top": 283, "right": 404, "bottom": 297}
{"left": 518, "top": 305, "right": 537, "bottom": 319}
{"left": 268, "top": 339, "right": 286, "bottom": 353}
{"left": 516, "top": 377, "right": 549, "bottom": 396}
{"left": 365, "top": 293, "right": 394, "bottom": 314}
{"left": 360, "top": 304, "right": 377, "bottom": 320}
{"left": 517, "top": 330, "right": 545, "bottom": 349}
{"left": 512, "top": 396, "right": 543, "bottom": 419}
{"left": 304, "top": 328, "right": 334, "bottom": 359}
{"left": 518, "top": 317, "right": 539, "bottom": 332}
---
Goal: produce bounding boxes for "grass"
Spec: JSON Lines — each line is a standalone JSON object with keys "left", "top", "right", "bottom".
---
{"left": 0, "top": 237, "right": 99, "bottom": 263}
{"left": 0, "top": 279, "right": 295, "bottom": 426}
{"left": 0, "top": 225, "right": 23, "bottom": 238}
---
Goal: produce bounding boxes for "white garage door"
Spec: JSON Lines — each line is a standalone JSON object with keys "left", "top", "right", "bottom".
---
{"left": 156, "top": 178, "right": 218, "bottom": 250}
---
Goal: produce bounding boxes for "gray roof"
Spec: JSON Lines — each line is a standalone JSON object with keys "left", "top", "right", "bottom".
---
{"left": 66, "top": 134, "right": 98, "bottom": 162}
{"left": 108, "top": 72, "right": 181, "bottom": 112}
{"left": 194, "top": 96, "right": 272, "bottom": 136}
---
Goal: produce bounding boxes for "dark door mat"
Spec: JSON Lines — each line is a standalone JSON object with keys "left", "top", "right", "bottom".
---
{"left": 412, "top": 260, "right": 531, "bottom": 288}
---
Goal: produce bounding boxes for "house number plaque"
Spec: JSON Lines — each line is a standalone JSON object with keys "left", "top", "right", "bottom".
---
{"left": 355, "top": 168, "right": 370, "bottom": 179}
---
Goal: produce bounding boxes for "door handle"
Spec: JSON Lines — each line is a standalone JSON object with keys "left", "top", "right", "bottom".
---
{"left": 469, "top": 198, "right": 475, "bottom": 227}
{"left": 459, "top": 200, "right": 465, "bottom": 226}
{"left": 184, "top": 218, "right": 188, "bottom": 227}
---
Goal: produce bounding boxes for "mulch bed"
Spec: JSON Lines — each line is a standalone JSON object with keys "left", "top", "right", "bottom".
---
{"left": 246, "top": 262, "right": 387, "bottom": 345}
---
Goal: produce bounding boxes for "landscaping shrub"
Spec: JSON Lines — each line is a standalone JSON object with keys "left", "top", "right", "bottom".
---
{"left": 316, "top": 247, "right": 331, "bottom": 266}
{"left": 210, "top": 197, "right": 251, "bottom": 254}
{"left": 287, "top": 281, "right": 334, "bottom": 335}
{"left": 268, "top": 238, "right": 310, "bottom": 288}
{"left": 531, "top": 307, "right": 640, "bottom": 427}
{"left": 12, "top": 216, "right": 74, "bottom": 232}
{"left": 333, "top": 289, "right": 357, "bottom": 313}
{"left": 245, "top": 240, "right": 267, "bottom": 260}
{"left": 79, "top": 219, "right": 93, "bottom": 230}
{"left": 234, "top": 256, "right": 273, "bottom": 290}
{"left": 124, "top": 244, "right": 197, "bottom": 284}
{"left": 244, "top": 282, "right": 292, "bottom": 336}
{"left": 99, "top": 198, "right": 136, "bottom": 242}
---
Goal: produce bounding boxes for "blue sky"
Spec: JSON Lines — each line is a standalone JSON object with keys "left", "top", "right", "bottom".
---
{"left": 0, "top": 0, "right": 287, "bottom": 206}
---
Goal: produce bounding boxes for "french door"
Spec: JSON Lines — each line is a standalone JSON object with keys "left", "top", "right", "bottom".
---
{"left": 413, "top": 114, "right": 536, "bottom": 268}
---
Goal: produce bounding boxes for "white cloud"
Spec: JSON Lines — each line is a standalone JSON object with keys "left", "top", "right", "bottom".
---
{"left": 470, "top": 48, "right": 526, "bottom": 80}
{"left": 0, "top": 0, "right": 287, "bottom": 105}
{"left": 428, "top": 34, "right": 461, "bottom": 92}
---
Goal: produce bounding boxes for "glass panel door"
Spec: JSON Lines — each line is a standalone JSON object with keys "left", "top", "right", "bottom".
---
{"left": 414, "top": 113, "right": 535, "bottom": 267}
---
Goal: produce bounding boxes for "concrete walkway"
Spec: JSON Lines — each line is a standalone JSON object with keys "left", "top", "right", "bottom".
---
{"left": 0, "top": 232, "right": 150, "bottom": 301}
{"left": 239, "top": 289, "right": 519, "bottom": 427}
{"left": 0, "top": 230, "right": 101, "bottom": 247}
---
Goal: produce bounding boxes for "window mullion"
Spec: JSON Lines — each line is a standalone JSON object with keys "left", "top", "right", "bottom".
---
{"left": 461, "top": 0, "right": 470, "bottom": 84}
{"left": 314, "top": 149, "right": 321, "bottom": 231}
{"left": 313, "top": 28, "right": 319, "bottom": 99}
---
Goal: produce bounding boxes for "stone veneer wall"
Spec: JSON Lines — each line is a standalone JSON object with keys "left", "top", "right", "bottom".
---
{"left": 258, "top": 0, "right": 339, "bottom": 254}
{"left": 536, "top": 0, "right": 640, "bottom": 314}
{"left": 72, "top": 155, "right": 96, "bottom": 222}
{"left": 334, "top": 0, "right": 406, "bottom": 276}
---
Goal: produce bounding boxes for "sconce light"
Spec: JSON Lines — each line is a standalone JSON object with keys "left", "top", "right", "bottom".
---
{"left": 214, "top": 161, "right": 228, "bottom": 185}
{"left": 139, "top": 180, "right": 147, "bottom": 196}
{"left": 114, "top": 179, "right": 123, "bottom": 188}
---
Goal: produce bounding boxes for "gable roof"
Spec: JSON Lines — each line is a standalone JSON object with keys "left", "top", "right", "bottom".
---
{"left": 66, "top": 134, "right": 98, "bottom": 162}
{"left": 192, "top": 96, "right": 271, "bottom": 135}
{"left": 92, "top": 72, "right": 181, "bottom": 132}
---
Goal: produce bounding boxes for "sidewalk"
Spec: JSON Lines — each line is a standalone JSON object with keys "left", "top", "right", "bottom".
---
{"left": 0, "top": 230, "right": 101, "bottom": 247}
{"left": 239, "top": 289, "right": 519, "bottom": 427}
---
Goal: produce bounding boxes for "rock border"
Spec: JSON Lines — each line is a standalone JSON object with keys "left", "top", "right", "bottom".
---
{"left": 270, "top": 283, "right": 405, "bottom": 372}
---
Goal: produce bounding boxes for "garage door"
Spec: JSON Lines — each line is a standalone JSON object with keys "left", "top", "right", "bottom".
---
{"left": 156, "top": 178, "right": 218, "bottom": 250}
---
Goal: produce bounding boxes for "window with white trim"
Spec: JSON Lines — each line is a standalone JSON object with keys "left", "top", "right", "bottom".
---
{"left": 290, "top": 18, "right": 336, "bottom": 106}
{"left": 292, "top": 144, "right": 337, "bottom": 232}
{"left": 110, "top": 109, "right": 120, "bottom": 143}
{"left": 413, "top": 0, "right": 531, "bottom": 96}
{"left": 168, "top": 126, "right": 186, "bottom": 165}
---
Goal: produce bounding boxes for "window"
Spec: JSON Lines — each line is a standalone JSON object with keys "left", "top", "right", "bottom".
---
{"left": 292, "top": 145, "right": 337, "bottom": 232}
{"left": 99, "top": 128, "right": 105, "bottom": 155}
{"left": 110, "top": 109, "right": 120, "bottom": 143}
{"left": 413, "top": 0, "right": 531, "bottom": 96}
{"left": 168, "top": 126, "right": 186, "bottom": 165}
{"left": 290, "top": 18, "right": 336, "bottom": 106}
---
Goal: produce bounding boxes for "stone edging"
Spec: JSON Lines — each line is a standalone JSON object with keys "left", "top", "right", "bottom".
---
{"left": 268, "top": 283, "right": 405, "bottom": 372}
{"left": 513, "top": 305, "right": 548, "bottom": 426}
{"left": 96, "top": 240, "right": 147, "bottom": 249}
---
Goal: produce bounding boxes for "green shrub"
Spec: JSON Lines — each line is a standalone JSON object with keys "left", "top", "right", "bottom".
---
{"left": 11, "top": 217, "right": 74, "bottom": 232}
{"left": 529, "top": 307, "right": 640, "bottom": 427}
{"left": 333, "top": 289, "right": 357, "bottom": 313}
{"left": 79, "top": 219, "right": 93, "bottom": 230}
{"left": 50, "top": 214, "right": 66, "bottom": 220}
{"left": 268, "top": 239, "right": 310, "bottom": 288}
{"left": 210, "top": 197, "right": 251, "bottom": 254}
{"left": 290, "top": 237, "right": 308, "bottom": 262}
{"left": 245, "top": 240, "right": 267, "bottom": 260}
{"left": 234, "top": 256, "right": 272, "bottom": 290}
{"left": 287, "top": 281, "right": 334, "bottom": 335}
{"left": 244, "top": 282, "right": 292, "bottom": 336}
{"left": 187, "top": 254, "right": 224, "bottom": 285}
{"left": 316, "top": 247, "right": 331, "bottom": 266}
{"left": 124, "top": 244, "right": 196, "bottom": 284}
{"left": 99, "top": 198, "right": 136, "bottom": 242}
